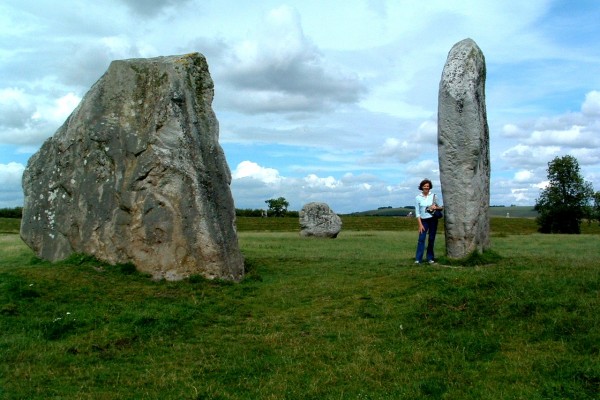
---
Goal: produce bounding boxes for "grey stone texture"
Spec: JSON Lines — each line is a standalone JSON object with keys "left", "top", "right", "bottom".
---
{"left": 299, "top": 202, "right": 342, "bottom": 238}
{"left": 437, "top": 38, "right": 491, "bottom": 258}
{"left": 20, "top": 53, "right": 244, "bottom": 281}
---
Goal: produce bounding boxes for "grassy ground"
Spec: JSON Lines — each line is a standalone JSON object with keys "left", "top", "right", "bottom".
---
{"left": 1, "top": 217, "right": 599, "bottom": 399}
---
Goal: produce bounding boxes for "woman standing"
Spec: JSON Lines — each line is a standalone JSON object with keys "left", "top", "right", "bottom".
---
{"left": 414, "top": 179, "right": 442, "bottom": 264}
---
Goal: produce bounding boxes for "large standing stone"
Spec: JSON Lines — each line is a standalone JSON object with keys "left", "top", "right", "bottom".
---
{"left": 21, "top": 53, "right": 244, "bottom": 281}
{"left": 299, "top": 202, "right": 342, "bottom": 238}
{"left": 437, "top": 38, "right": 490, "bottom": 258}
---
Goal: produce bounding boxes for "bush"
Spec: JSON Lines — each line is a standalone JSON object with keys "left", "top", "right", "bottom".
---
{"left": 0, "top": 207, "right": 23, "bottom": 218}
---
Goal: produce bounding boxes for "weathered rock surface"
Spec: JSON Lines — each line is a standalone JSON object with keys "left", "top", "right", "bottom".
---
{"left": 21, "top": 53, "right": 244, "bottom": 281}
{"left": 299, "top": 202, "right": 342, "bottom": 238}
{"left": 437, "top": 38, "right": 491, "bottom": 258}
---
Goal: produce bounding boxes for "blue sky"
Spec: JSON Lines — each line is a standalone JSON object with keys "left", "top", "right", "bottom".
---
{"left": 1, "top": 0, "right": 600, "bottom": 213}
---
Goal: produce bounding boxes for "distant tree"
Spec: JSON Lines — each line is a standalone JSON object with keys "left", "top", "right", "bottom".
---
{"left": 534, "top": 155, "right": 594, "bottom": 233}
{"left": 235, "top": 208, "right": 265, "bottom": 217}
{"left": 265, "top": 197, "right": 289, "bottom": 217}
{"left": 593, "top": 191, "right": 600, "bottom": 224}
{"left": 0, "top": 207, "right": 23, "bottom": 218}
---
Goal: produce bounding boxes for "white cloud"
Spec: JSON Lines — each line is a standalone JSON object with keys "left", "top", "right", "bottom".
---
{"left": 514, "top": 170, "right": 535, "bottom": 182}
{"left": 582, "top": 90, "right": 600, "bottom": 116}
{"left": 1, "top": 0, "right": 600, "bottom": 211}
{"left": 0, "top": 87, "right": 34, "bottom": 128}
{"left": 229, "top": 161, "right": 413, "bottom": 213}
{"left": 0, "top": 87, "right": 27, "bottom": 105}
{"left": 502, "top": 123, "right": 523, "bottom": 137}
{"left": 567, "top": 148, "right": 600, "bottom": 166}
{"left": 219, "top": 5, "right": 366, "bottom": 114}
{"left": 303, "top": 174, "right": 341, "bottom": 189}
{"left": 527, "top": 125, "right": 598, "bottom": 148}
{"left": 42, "top": 92, "right": 81, "bottom": 124}
{"left": 232, "top": 161, "right": 282, "bottom": 184}
{"left": 510, "top": 188, "right": 530, "bottom": 203}
{"left": 534, "top": 180, "right": 549, "bottom": 190}
{"left": 498, "top": 90, "right": 600, "bottom": 201}
{"left": 366, "top": 137, "right": 413, "bottom": 163}
{"left": 0, "top": 162, "right": 25, "bottom": 187}
{"left": 415, "top": 119, "right": 438, "bottom": 142}
{"left": 501, "top": 144, "right": 562, "bottom": 168}
{"left": 121, "top": 0, "right": 194, "bottom": 18}
{"left": 0, "top": 91, "right": 81, "bottom": 146}
{"left": 407, "top": 159, "right": 439, "bottom": 178}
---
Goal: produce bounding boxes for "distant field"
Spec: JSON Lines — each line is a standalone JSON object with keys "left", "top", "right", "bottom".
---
{"left": 0, "top": 218, "right": 19, "bottom": 234}
{"left": 4, "top": 214, "right": 599, "bottom": 236}
{"left": 349, "top": 206, "right": 538, "bottom": 218}
{"left": 235, "top": 214, "right": 600, "bottom": 235}
{"left": 488, "top": 206, "right": 538, "bottom": 218}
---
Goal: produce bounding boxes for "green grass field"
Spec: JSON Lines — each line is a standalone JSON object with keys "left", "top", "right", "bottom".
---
{"left": 1, "top": 217, "right": 599, "bottom": 399}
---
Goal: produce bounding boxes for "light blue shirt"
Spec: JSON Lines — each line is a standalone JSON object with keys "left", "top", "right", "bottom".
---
{"left": 415, "top": 193, "right": 438, "bottom": 219}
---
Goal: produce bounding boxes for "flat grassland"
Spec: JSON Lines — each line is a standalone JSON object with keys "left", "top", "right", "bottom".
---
{"left": 1, "top": 217, "right": 598, "bottom": 399}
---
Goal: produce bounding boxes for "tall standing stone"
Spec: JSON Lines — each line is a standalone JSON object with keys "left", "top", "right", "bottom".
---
{"left": 437, "top": 38, "right": 490, "bottom": 258}
{"left": 21, "top": 53, "right": 244, "bottom": 281}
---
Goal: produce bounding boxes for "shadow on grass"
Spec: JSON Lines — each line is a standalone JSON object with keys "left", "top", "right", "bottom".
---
{"left": 63, "top": 253, "right": 145, "bottom": 276}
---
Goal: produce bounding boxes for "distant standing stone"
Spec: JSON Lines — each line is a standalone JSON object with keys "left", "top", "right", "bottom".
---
{"left": 20, "top": 53, "right": 244, "bottom": 281}
{"left": 299, "top": 202, "right": 342, "bottom": 238}
{"left": 437, "top": 38, "right": 491, "bottom": 258}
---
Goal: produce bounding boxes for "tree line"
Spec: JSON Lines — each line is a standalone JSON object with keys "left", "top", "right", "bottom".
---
{"left": 0, "top": 207, "right": 23, "bottom": 218}
{"left": 0, "top": 204, "right": 299, "bottom": 219}
{"left": 236, "top": 197, "right": 298, "bottom": 217}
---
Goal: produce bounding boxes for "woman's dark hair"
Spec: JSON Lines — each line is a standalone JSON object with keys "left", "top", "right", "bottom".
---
{"left": 418, "top": 179, "right": 433, "bottom": 190}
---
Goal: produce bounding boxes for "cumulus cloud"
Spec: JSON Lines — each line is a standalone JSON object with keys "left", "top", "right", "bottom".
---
{"left": 303, "top": 174, "right": 341, "bottom": 189}
{"left": 494, "top": 90, "right": 600, "bottom": 206}
{"left": 513, "top": 169, "right": 535, "bottom": 182}
{"left": 502, "top": 144, "right": 562, "bottom": 168}
{"left": 406, "top": 159, "right": 439, "bottom": 179}
{"left": 413, "top": 119, "right": 438, "bottom": 144}
{"left": 501, "top": 90, "right": 600, "bottom": 163}
{"left": 534, "top": 181, "right": 549, "bottom": 190}
{"left": 230, "top": 160, "right": 412, "bottom": 212}
{"left": 566, "top": 148, "right": 600, "bottom": 166}
{"left": 582, "top": 90, "right": 600, "bottom": 116}
{"left": 219, "top": 5, "right": 366, "bottom": 114}
{"left": 0, "top": 92, "right": 81, "bottom": 146}
{"left": 361, "top": 118, "right": 437, "bottom": 165}
{"left": 364, "top": 137, "right": 412, "bottom": 164}
{"left": 0, "top": 88, "right": 35, "bottom": 128}
{"left": 502, "top": 123, "right": 526, "bottom": 137}
{"left": 35, "top": 92, "right": 81, "bottom": 125}
{"left": 120, "top": 0, "right": 193, "bottom": 18}
{"left": 60, "top": 37, "right": 149, "bottom": 88}
{"left": 510, "top": 188, "right": 531, "bottom": 203}
{"left": 232, "top": 161, "right": 282, "bottom": 184}
{"left": 526, "top": 125, "right": 599, "bottom": 148}
{"left": 0, "top": 162, "right": 25, "bottom": 188}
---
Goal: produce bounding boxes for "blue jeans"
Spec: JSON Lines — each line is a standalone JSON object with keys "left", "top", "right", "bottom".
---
{"left": 416, "top": 217, "right": 438, "bottom": 262}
